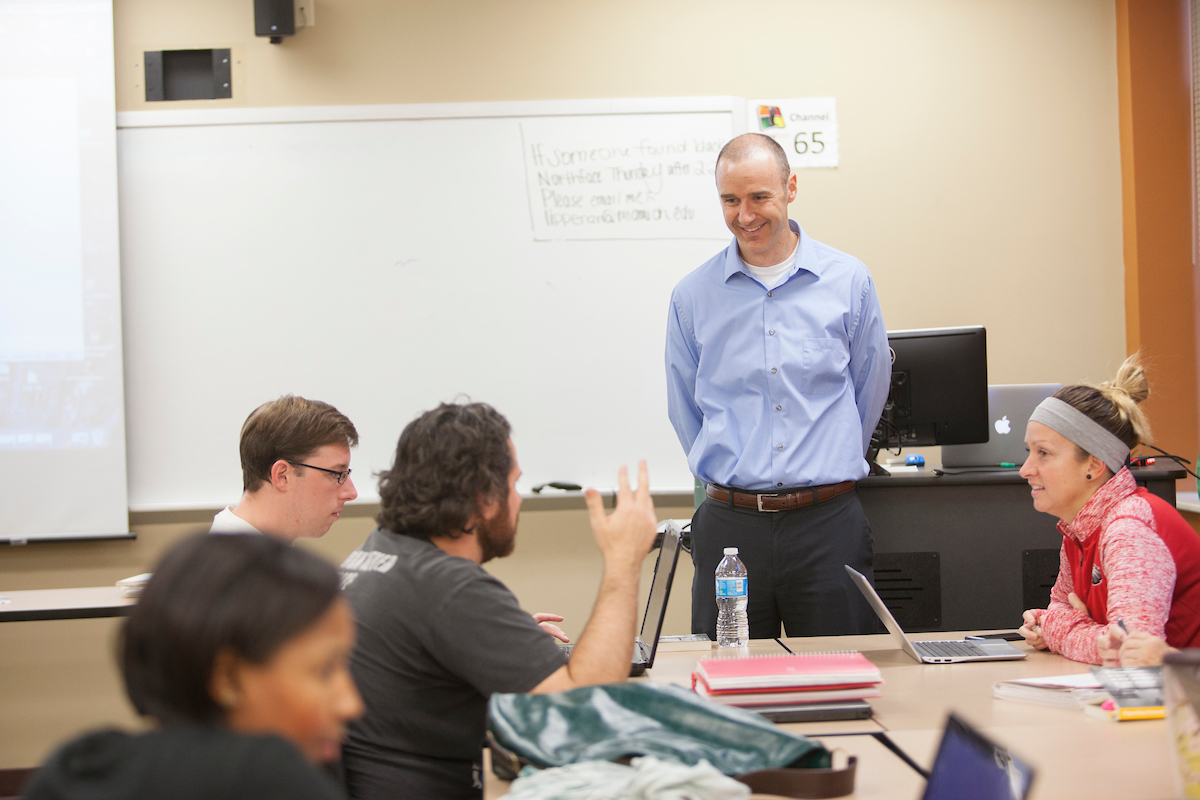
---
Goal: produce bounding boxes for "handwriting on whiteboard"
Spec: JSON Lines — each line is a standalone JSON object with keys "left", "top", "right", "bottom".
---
{"left": 520, "top": 113, "right": 732, "bottom": 240}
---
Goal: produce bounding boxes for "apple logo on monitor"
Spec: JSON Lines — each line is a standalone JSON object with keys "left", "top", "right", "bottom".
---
{"left": 995, "top": 416, "right": 1011, "bottom": 435}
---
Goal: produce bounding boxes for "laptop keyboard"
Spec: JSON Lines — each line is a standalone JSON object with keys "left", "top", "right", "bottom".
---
{"left": 916, "top": 640, "right": 988, "bottom": 658}
{"left": 559, "top": 640, "right": 648, "bottom": 664}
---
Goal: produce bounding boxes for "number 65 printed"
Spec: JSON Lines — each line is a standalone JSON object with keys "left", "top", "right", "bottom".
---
{"left": 793, "top": 131, "right": 826, "bottom": 155}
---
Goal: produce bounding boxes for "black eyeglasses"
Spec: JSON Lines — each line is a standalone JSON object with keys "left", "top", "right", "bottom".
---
{"left": 288, "top": 462, "right": 352, "bottom": 485}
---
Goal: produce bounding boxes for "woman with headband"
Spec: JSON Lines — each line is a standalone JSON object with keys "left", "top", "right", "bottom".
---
{"left": 1015, "top": 355, "right": 1200, "bottom": 664}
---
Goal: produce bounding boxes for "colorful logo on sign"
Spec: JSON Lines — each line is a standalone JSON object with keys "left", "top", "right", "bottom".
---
{"left": 758, "top": 105, "right": 785, "bottom": 130}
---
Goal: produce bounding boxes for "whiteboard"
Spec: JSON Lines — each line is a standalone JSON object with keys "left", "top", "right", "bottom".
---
{"left": 117, "top": 98, "right": 740, "bottom": 510}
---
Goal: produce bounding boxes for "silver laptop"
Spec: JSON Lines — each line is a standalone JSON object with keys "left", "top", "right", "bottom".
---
{"left": 561, "top": 519, "right": 683, "bottom": 676}
{"left": 941, "top": 384, "right": 1062, "bottom": 469}
{"left": 845, "top": 566, "right": 1026, "bottom": 663}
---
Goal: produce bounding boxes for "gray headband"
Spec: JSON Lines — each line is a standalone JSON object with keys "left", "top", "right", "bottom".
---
{"left": 1028, "top": 397, "right": 1130, "bottom": 473}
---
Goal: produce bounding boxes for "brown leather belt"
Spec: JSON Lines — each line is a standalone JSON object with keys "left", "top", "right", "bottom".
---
{"left": 705, "top": 480, "right": 856, "bottom": 512}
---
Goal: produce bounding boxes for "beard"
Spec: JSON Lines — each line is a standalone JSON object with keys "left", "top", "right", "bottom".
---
{"left": 477, "top": 498, "right": 517, "bottom": 563}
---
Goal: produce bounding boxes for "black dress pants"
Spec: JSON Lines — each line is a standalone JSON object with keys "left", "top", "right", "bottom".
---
{"left": 690, "top": 488, "right": 878, "bottom": 639}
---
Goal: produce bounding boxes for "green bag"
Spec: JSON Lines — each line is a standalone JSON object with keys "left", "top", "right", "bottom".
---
{"left": 487, "top": 682, "right": 855, "bottom": 798}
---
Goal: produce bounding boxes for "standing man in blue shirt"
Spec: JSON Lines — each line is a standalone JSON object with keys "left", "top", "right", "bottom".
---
{"left": 665, "top": 133, "right": 890, "bottom": 639}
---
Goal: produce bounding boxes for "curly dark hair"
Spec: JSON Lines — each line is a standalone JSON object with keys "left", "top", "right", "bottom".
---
{"left": 376, "top": 402, "right": 513, "bottom": 539}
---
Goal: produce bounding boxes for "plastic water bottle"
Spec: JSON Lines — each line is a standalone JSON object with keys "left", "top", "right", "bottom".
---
{"left": 715, "top": 547, "right": 748, "bottom": 647}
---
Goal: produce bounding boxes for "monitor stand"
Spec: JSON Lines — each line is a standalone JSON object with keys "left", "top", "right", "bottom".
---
{"left": 866, "top": 446, "right": 891, "bottom": 476}
{"left": 867, "top": 403, "right": 897, "bottom": 476}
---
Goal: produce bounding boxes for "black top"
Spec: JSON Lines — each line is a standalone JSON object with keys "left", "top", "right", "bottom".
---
{"left": 340, "top": 528, "right": 566, "bottom": 799}
{"left": 24, "top": 724, "right": 345, "bottom": 800}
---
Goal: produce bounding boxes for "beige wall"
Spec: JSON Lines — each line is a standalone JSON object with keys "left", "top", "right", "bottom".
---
{"left": 111, "top": 0, "right": 1127, "bottom": 387}
{"left": 4, "top": 0, "right": 1135, "bottom": 769}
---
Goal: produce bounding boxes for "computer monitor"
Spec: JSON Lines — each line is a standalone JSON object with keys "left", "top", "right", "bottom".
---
{"left": 868, "top": 326, "right": 988, "bottom": 474}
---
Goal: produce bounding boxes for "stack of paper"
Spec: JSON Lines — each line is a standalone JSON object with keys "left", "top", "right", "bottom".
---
{"left": 691, "top": 652, "right": 882, "bottom": 720}
{"left": 116, "top": 573, "right": 152, "bottom": 598}
{"left": 992, "top": 673, "right": 1108, "bottom": 709}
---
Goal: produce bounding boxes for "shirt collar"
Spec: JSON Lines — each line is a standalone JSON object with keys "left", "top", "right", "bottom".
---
{"left": 722, "top": 220, "right": 822, "bottom": 284}
{"left": 1056, "top": 467, "right": 1137, "bottom": 542}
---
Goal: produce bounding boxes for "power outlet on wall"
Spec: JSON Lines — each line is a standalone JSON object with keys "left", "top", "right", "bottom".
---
{"left": 296, "top": 0, "right": 315, "bottom": 29}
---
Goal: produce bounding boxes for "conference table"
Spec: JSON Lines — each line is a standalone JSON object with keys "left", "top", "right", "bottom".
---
{"left": 486, "top": 632, "right": 1177, "bottom": 799}
{"left": 779, "top": 632, "right": 1173, "bottom": 800}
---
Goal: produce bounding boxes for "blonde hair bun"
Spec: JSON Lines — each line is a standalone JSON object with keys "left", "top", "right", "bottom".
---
{"left": 1101, "top": 355, "right": 1150, "bottom": 406}
{"left": 1053, "top": 353, "right": 1152, "bottom": 450}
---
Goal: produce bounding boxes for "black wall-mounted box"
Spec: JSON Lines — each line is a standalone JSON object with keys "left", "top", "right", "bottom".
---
{"left": 144, "top": 49, "right": 232, "bottom": 102}
{"left": 255, "top": 0, "right": 295, "bottom": 43}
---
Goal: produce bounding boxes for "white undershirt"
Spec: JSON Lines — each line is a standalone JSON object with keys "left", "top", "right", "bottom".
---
{"left": 209, "top": 506, "right": 263, "bottom": 535}
{"left": 743, "top": 239, "right": 800, "bottom": 290}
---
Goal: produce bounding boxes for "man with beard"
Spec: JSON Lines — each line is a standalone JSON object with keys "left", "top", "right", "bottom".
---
{"left": 339, "top": 402, "right": 658, "bottom": 800}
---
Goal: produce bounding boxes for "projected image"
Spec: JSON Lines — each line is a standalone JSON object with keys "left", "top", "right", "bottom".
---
{"left": 0, "top": 78, "right": 86, "bottom": 363}
{"left": 0, "top": 3, "right": 124, "bottom": 454}
{"left": 0, "top": 359, "right": 123, "bottom": 450}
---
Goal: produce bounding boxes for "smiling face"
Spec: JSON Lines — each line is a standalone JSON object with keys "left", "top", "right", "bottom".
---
{"left": 716, "top": 150, "right": 798, "bottom": 267}
{"left": 1019, "top": 421, "right": 1103, "bottom": 523}
{"left": 220, "top": 598, "right": 363, "bottom": 764}
{"left": 288, "top": 443, "right": 358, "bottom": 538}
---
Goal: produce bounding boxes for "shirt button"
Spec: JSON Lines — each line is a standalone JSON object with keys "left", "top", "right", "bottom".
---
{"left": 777, "top": 444, "right": 783, "bottom": 450}
{"left": 776, "top": 405, "right": 782, "bottom": 411}
{"left": 767, "top": 291, "right": 773, "bottom": 297}
{"left": 771, "top": 368, "right": 777, "bottom": 374}
{"left": 769, "top": 329, "right": 775, "bottom": 336}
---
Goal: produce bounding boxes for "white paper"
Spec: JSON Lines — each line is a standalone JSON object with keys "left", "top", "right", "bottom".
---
{"left": 1003, "top": 673, "right": 1103, "bottom": 689}
{"left": 746, "top": 98, "right": 839, "bottom": 169}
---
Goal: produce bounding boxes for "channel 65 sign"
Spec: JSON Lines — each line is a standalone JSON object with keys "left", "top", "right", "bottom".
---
{"left": 746, "top": 97, "right": 839, "bottom": 169}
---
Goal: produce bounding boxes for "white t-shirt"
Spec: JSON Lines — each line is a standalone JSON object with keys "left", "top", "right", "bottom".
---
{"left": 209, "top": 507, "right": 263, "bottom": 535}
{"left": 744, "top": 240, "right": 800, "bottom": 290}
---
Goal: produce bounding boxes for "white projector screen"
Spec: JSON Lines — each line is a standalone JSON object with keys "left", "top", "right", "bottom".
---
{"left": 0, "top": 0, "right": 129, "bottom": 542}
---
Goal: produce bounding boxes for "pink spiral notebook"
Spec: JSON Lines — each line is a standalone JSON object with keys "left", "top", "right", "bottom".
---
{"left": 693, "top": 651, "right": 882, "bottom": 690}
{"left": 692, "top": 677, "right": 883, "bottom": 706}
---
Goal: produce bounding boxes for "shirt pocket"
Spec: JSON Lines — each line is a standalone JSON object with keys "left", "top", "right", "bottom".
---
{"left": 798, "top": 338, "right": 849, "bottom": 396}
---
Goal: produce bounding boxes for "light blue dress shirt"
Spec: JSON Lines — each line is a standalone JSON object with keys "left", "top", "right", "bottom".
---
{"left": 666, "top": 221, "right": 890, "bottom": 491}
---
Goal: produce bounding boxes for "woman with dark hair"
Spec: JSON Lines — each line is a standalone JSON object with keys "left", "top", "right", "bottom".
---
{"left": 1016, "top": 354, "right": 1200, "bottom": 664}
{"left": 24, "top": 533, "right": 363, "bottom": 799}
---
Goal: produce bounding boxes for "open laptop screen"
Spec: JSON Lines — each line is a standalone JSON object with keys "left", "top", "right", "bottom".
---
{"left": 638, "top": 521, "right": 683, "bottom": 663}
{"left": 922, "top": 714, "right": 1034, "bottom": 800}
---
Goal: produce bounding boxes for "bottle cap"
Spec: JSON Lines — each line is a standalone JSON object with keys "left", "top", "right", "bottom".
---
{"left": 723, "top": 547, "right": 738, "bottom": 555}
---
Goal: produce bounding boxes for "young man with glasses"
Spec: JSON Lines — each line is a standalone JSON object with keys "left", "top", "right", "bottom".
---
{"left": 210, "top": 395, "right": 359, "bottom": 540}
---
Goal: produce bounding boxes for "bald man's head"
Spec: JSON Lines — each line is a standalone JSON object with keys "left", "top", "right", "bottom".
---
{"left": 715, "top": 133, "right": 791, "bottom": 188}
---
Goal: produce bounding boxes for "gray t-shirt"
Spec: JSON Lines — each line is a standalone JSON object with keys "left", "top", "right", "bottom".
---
{"left": 340, "top": 527, "right": 566, "bottom": 800}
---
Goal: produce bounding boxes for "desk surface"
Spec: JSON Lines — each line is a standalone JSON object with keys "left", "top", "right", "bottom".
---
{"left": 783, "top": 632, "right": 1175, "bottom": 800}
{"left": 490, "top": 634, "right": 1177, "bottom": 800}
{"left": 859, "top": 463, "right": 1184, "bottom": 488}
{"left": 887, "top": 723, "right": 1172, "bottom": 800}
{"left": 0, "top": 586, "right": 133, "bottom": 622}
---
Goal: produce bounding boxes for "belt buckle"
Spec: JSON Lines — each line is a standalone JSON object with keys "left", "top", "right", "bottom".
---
{"left": 756, "top": 493, "right": 780, "bottom": 512}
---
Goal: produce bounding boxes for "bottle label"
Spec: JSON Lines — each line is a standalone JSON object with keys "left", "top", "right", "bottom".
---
{"left": 716, "top": 577, "right": 746, "bottom": 598}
